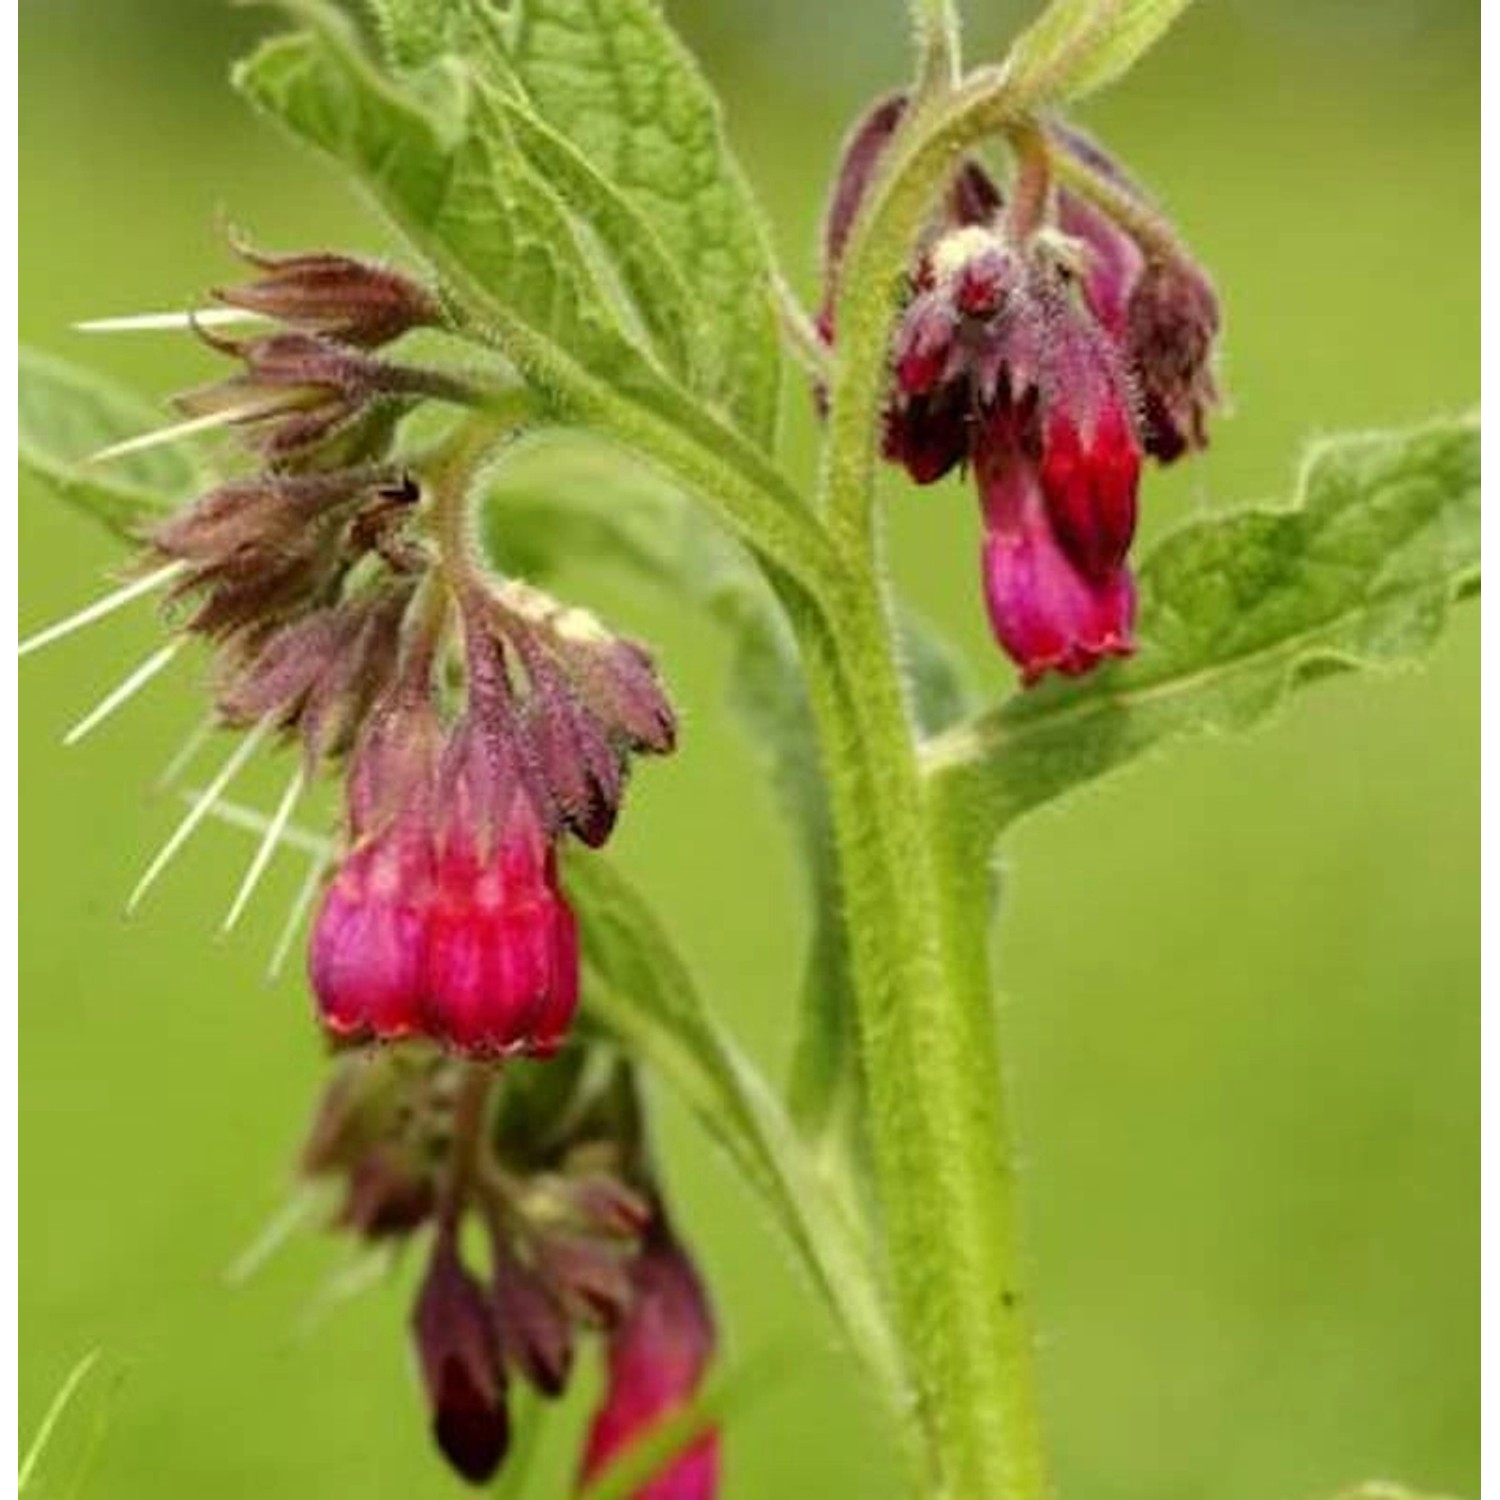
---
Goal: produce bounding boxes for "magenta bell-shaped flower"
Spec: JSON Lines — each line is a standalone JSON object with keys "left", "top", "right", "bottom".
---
{"left": 579, "top": 1216, "right": 719, "bottom": 1500}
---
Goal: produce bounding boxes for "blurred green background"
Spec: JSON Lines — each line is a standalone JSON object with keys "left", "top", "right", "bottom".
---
{"left": 19, "top": 2, "right": 1477, "bottom": 1497}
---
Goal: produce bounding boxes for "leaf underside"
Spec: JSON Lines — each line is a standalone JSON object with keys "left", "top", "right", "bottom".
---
{"left": 19, "top": 346, "right": 201, "bottom": 541}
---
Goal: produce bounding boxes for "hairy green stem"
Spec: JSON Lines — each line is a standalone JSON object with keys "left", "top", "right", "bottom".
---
{"left": 805, "top": 66, "right": 1050, "bottom": 1500}
{"left": 910, "top": 0, "right": 962, "bottom": 102}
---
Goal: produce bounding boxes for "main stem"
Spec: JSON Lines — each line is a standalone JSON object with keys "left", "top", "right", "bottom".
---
{"left": 797, "top": 68, "right": 1049, "bottom": 1497}
{"left": 788, "top": 564, "right": 1049, "bottom": 1500}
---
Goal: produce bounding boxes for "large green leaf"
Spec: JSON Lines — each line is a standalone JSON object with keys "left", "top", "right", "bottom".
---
{"left": 233, "top": 9, "right": 824, "bottom": 595}
{"left": 497, "top": 97, "right": 697, "bottom": 380}
{"left": 506, "top": 0, "right": 783, "bottom": 448}
{"left": 19, "top": 346, "right": 200, "bottom": 540}
{"left": 925, "top": 416, "right": 1480, "bottom": 838}
{"left": 1000, "top": 0, "right": 1199, "bottom": 104}
{"left": 234, "top": 16, "right": 652, "bottom": 399}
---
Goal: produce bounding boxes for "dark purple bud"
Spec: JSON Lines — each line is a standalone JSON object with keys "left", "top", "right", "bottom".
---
{"left": 1056, "top": 187, "right": 1143, "bottom": 342}
{"left": 176, "top": 329, "right": 457, "bottom": 464}
{"left": 299, "top": 1056, "right": 397, "bottom": 1176}
{"left": 491, "top": 1241, "right": 575, "bottom": 1398}
{"left": 1047, "top": 121, "right": 1221, "bottom": 461}
{"left": 1126, "top": 251, "right": 1222, "bottom": 462}
{"left": 412, "top": 1237, "right": 510, "bottom": 1485}
{"left": 564, "top": 1174, "right": 653, "bottom": 1239}
{"left": 215, "top": 584, "right": 413, "bottom": 758}
{"left": 536, "top": 1230, "right": 635, "bottom": 1326}
{"left": 526, "top": 678, "right": 625, "bottom": 848}
{"left": 337, "top": 1145, "right": 436, "bottom": 1238}
{"left": 216, "top": 238, "right": 441, "bottom": 349}
{"left": 821, "top": 92, "right": 909, "bottom": 302}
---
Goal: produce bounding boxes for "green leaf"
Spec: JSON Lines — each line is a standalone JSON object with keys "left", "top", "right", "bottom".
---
{"left": 362, "top": 0, "right": 457, "bottom": 67}
{"left": 233, "top": 18, "right": 647, "bottom": 392}
{"left": 565, "top": 852, "right": 905, "bottom": 1414}
{"left": 925, "top": 415, "right": 1480, "bottom": 838}
{"left": 507, "top": 0, "right": 783, "bottom": 447}
{"left": 19, "top": 347, "right": 200, "bottom": 541}
{"left": 1001, "top": 0, "right": 1198, "bottom": 104}
{"left": 496, "top": 97, "right": 697, "bottom": 379}
{"left": 234, "top": 10, "right": 831, "bottom": 601}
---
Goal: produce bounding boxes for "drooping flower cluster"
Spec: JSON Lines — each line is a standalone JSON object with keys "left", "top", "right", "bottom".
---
{"left": 137, "top": 239, "right": 675, "bottom": 1058}
{"left": 819, "top": 101, "right": 1222, "bottom": 684}
{"left": 300, "top": 1049, "right": 718, "bottom": 1493}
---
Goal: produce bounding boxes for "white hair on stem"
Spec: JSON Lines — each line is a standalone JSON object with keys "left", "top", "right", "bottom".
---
{"left": 221, "top": 761, "right": 308, "bottom": 934}
{"left": 126, "top": 718, "right": 273, "bottom": 914}
{"left": 74, "top": 307, "right": 264, "bottom": 334}
{"left": 18, "top": 560, "right": 184, "bottom": 659}
{"left": 86, "top": 404, "right": 276, "bottom": 467}
{"left": 62, "top": 639, "right": 183, "bottom": 746}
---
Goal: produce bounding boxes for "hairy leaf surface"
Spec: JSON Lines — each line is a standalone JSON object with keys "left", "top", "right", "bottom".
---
{"left": 926, "top": 416, "right": 1480, "bottom": 837}
{"left": 509, "top": 0, "right": 783, "bottom": 446}
{"left": 1002, "top": 0, "right": 1198, "bottom": 104}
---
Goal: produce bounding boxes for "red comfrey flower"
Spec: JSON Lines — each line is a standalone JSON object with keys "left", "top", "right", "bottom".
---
{"left": 976, "top": 409, "right": 1135, "bottom": 683}
{"left": 309, "top": 690, "right": 442, "bottom": 1043}
{"left": 816, "top": 100, "right": 1221, "bottom": 686}
{"left": 885, "top": 228, "right": 1144, "bottom": 680}
{"left": 309, "top": 645, "right": 583, "bottom": 1058}
{"left": 580, "top": 1215, "right": 719, "bottom": 1500}
{"left": 423, "top": 728, "right": 579, "bottom": 1058}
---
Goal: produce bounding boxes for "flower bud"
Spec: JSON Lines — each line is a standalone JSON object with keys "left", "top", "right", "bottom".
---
{"left": 176, "top": 330, "right": 392, "bottom": 459}
{"left": 215, "top": 240, "right": 440, "bottom": 349}
{"left": 580, "top": 1217, "right": 719, "bottom": 1500}
{"left": 1126, "top": 251, "right": 1221, "bottom": 462}
{"left": 337, "top": 1144, "right": 437, "bottom": 1238}
{"left": 490, "top": 1236, "right": 575, "bottom": 1398}
{"left": 1048, "top": 122, "right": 1221, "bottom": 461}
{"left": 412, "top": 1237, "right": 510, "bottom": 1485}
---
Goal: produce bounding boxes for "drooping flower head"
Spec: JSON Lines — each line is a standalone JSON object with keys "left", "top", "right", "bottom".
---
{"left": 102, "top": 229, "right": 680, "bottom": 1064}
{"left": 299, "top": 1049, "right": 711, "bottom": 1492}
{"left": 819, "top": 97, "right": 1221, "bottom": 685}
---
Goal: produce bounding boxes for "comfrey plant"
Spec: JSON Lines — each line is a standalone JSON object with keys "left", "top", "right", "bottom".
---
{"left": 18, "top": 1, "right": 1477, "bottom": 1496}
